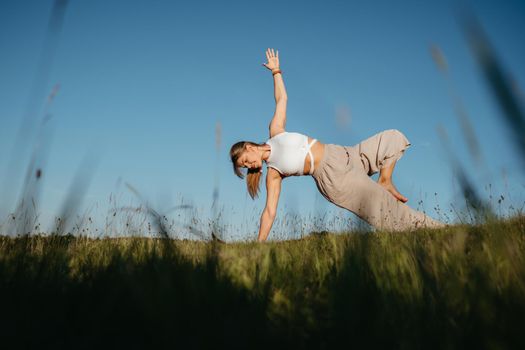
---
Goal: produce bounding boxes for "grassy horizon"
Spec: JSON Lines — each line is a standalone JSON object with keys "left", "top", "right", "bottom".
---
{"left": 1, "top": 214, "right": 524, "bottom": 348}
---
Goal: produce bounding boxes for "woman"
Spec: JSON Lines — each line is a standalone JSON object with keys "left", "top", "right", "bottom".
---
{"left": 230, "top": 48, "right": 447, "bottom": 242}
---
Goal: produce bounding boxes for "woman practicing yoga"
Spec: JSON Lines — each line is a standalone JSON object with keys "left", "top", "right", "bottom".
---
{"left": 230, "top": 48, "right": 447, "bottom": 241}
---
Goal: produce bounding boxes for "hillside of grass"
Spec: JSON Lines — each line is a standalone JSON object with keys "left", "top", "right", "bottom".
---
{"left": 1, "top": 215, "right": 524, "bottom": 348}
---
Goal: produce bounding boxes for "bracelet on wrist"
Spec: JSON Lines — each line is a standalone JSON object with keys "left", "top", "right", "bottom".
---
{"left": 272, "top": 69, "right": 282, "bottom": 76}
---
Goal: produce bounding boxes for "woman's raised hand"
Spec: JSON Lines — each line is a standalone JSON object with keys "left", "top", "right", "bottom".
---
{"left": 262, "top": 48, "right": 280, "bottom": 71}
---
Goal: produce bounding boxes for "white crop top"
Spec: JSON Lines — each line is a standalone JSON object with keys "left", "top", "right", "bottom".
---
{"left": 265, "top": 131, "right": 318, "bottom": 176}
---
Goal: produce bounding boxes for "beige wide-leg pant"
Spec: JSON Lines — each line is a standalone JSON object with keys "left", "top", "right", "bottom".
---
{"left": 312, "top": 129, "right": 447, "bottom": 232}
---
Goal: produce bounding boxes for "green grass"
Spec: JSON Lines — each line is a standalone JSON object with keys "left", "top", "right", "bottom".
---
{"left": 1, "top": 215, "right": 524, "bottom": 348}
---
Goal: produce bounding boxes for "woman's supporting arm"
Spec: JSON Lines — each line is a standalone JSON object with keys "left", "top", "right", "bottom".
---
{"left": 257, "top": 167, "right": 282, "bottom": 242}
{"left": 258, "top": 209, "right": 276, "bottom": 242}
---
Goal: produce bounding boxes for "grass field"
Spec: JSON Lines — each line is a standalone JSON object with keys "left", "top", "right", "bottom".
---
{"left": 1, "top": 214, "right": 524, "bottom": 348}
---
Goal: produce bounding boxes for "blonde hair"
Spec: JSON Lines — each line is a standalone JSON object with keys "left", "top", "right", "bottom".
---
{"left": 230, "top": 141, "right": 266, "bottom": 200}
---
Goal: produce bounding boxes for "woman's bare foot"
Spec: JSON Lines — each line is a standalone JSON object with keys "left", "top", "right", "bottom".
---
{"left": 377, "top": 178, "right": 408, "bottom": 203}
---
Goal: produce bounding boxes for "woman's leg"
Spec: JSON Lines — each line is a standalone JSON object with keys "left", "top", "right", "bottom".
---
{"left": 334, "top": 168, "right": 446, "bottom": 232}
{"left": 313, "top": 143, "right": 446, "bottom": 232}
{"left": 334, "top": 129, "right": 446, "bottom": 231}
{"left": 357, "top": 129, "right": 412, "bottom": 176}
{"left": 357, "top": 129, "right": 411, "bottom": 202}
{"left": 377, "top": 159, "right": 408, "bottom": 203}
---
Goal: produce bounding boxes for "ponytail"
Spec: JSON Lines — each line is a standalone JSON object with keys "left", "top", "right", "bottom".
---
{"left": 230, "top": 140, "right": 266, "bottom": 199}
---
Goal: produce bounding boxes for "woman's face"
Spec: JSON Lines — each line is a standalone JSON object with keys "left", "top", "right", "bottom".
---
{"left": 238, "top": 147, "right": 262, "bottom": 170}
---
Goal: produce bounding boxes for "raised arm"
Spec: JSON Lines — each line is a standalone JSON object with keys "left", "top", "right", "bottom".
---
{"left": 263, "top": 48, "right": 287, "bottom": 137}
{"left": 257, "top": 167, "right": 282, "bottom": 242}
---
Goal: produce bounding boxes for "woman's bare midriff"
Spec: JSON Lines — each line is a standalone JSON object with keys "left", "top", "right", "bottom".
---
{"left": 302, "top": 137, "right": 325, "bottom": 176}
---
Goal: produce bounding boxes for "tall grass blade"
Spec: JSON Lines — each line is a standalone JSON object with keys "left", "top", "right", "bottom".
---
{"left": 462, "top": 14, "right": 525, "bottom": 171}
{"left": 1, "top": 0, "right": 69, "bottom": 217}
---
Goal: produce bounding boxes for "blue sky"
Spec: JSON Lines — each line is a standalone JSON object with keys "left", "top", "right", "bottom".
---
{"left": 1, "top": 0, "right": 524, "bottom": 241}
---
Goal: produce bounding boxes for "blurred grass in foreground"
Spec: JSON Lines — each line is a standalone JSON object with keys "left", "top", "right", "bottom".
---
{"left": 1, "top": 215, "right": 524, "bottom": 348}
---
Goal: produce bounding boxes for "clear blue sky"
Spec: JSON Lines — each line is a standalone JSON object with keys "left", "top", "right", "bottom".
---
{"left": 1, "top": 0, "right": 524, "bottom": 241}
